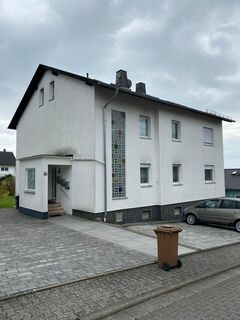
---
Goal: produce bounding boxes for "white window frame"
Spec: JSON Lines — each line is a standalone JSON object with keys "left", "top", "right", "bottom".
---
{"left": 172, "top": 164, "right": 182, "bottom": 185}
{"left": 25, "top": 168, "right": 36, "bottom": 192}
{"left": 140, "top": 163, "right": 152, "bottom": 187}
{"left": 49, "top": 81, "right": 55, "bottom": 101}
{"left": 204, "top": 165, "right": 215, "bottom": 183}
{"left": 39, "top": 88, "right": 44, "bottom": 107}
{"left": 203, "top": 127, "right": 214, "bottom": 146}
{"left": 139, "top": 115, "right": 151, "bottom": 138}
{"left": 172, "top": 120, "right": 181, "bottom": 141}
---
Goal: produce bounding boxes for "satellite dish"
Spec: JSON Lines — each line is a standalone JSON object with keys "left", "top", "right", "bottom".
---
{"left": 127, "top": 79, "right": 132, "bottom": 89}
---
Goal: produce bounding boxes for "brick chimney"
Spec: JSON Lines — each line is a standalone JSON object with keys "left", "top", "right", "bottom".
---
{"left": 136, "top": 82, "right": 146, "bottom": 94}
{"left": 116, "top": 70, "right": 132, "bottom": 89}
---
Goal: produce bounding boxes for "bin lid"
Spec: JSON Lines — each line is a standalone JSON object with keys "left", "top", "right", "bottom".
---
{"left": 153, "top": 225, "right": 182, "bottom": 234}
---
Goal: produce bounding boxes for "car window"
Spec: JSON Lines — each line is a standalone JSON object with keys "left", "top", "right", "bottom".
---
{"left": 205, "top": 200, "right": 220, "bottom": 208}
{"left": 220, "top": 199, "right": 237, "bottom": 209}
{"left": 196, "top": 202, "right": 207, "bottom": 208}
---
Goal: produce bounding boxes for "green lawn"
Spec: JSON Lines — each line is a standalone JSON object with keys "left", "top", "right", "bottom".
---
{"left": 0, "top": 196, "right": 15, "bottom": 209}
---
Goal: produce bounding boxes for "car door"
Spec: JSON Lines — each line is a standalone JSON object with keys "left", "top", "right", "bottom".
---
{"left": 197, "top": 199, "right": 221, "bottom": 222}
{"left": 218, "top": 199, "right": 238, "bottom": 224}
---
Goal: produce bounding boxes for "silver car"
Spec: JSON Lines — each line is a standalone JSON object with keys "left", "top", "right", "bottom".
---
{"left": 184, "top": 198, "right": 240, "bottom": 232}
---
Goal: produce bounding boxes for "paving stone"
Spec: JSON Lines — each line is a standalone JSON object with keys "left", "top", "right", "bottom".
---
{"left": 0, "top": 209, "right": 153, "bottom": 298}
{"left": 0, "top": 243, "right": 240, "bottom": 319}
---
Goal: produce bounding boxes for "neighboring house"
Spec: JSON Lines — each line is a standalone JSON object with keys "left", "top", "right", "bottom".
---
{"left": 0, "top": 149, "right": 16, "bottom": 177}
{"left": 224, "top": 169, "right": 240, "bottom": 198}
{"left": 8, "top": 64, "right": 234, "bottom": 222}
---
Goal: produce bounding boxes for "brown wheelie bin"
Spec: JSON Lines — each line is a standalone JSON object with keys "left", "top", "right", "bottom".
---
{"left": 154, "top": 226, "right": 182, "bottom": 271}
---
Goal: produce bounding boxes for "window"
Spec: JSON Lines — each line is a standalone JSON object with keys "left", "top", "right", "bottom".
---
{"left": 49, "top": 81, "right": 54, "bottom": 100}
{"left": 203, "top": 127, "right": 214, "bottom": 145}
{"left": 1, "top": 167, "right": 4, "bottom": 171}
{"left": 5, "top": 167, "right": 8, "bottom": 171}
{"left": 205, "top": 165, "right": 214, "bottom": 182}
{"left": 205, "top": 199, "right": 220, "bottom": 208}
{"left": 1, "top": 167, "right": 8, "bottom": 171}
{"left": 140, "top": 164, "right": 151, "bottom": 185}
{"left": 174, "top": 207, "right": 181, "bottom": 215}
{"left": 220, "top": 199, "right": 237, "bottom": 209}
{"left": 172, "top": 164, "right": 181, "bottom": 184}
{"left": 142, "top": 210, "right": 152, "bottom": 220}
{"left": 172, "top": 120, "right": 181, "bottom": 140}
{"left": 26, "top": 168, "right": 35, "bottom": 191}
{"left": 39, "top": 88, "right": 44, "bottom": 106}
{"left": 139, "top": 116, "right": 151, "bottom": 138}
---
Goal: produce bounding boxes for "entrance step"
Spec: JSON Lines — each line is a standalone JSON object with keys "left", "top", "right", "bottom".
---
{"left": 48, "top": 202, "right": 65, "bottom": 217}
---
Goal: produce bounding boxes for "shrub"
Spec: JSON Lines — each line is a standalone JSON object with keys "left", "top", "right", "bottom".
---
{"left": 0, "top": 175, "right": 15, "bottom": 198}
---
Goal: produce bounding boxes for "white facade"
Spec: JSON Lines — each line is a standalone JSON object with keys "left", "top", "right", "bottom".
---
{"left": 13, "top": 68, "right": 228, "bottom": 220}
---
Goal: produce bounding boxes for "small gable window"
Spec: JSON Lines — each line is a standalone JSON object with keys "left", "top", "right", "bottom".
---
{"left": 49, "top": 81, "right": 54, "bottom": 101}
{"left": 39, "top": 88, "right": 44, "bottom": 106}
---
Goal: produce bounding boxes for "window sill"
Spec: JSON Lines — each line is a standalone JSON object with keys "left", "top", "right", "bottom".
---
{"left": 141, "top": 184, "right": 153, "bottom": 188}
{"left": 205, "top": 181, "right": 216, "bottom": 184}
{"left": 140, "top": 136, "right": 152, "bottom": 140}
{"left": 49, "top": 97, "right": 54, "bottom": 101}
{"left": 24, "top": 190, "right": 35, "bottom": 194}
{"left": 173, "top": 182, "right": 183, "bottom": 186}
{"left": 112, "top": 197, "right": 128, "bottom": 200}
{"left": 204, "top": 143, "right": 214, "bottom": 147}
{"left": 38, "top": 104, "right": 44, "bottom": 108}
{"left": 172, "top": 139, "right": 181, "bottom": 143}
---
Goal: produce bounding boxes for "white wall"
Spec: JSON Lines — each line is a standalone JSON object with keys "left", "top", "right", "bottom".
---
{"left": 94, "top": 88, "right": 225, "bottom": 212}
{"left": 19, "top": 158, "right": 47, "bottom": 212}
{"left": 16, "top": 71, "right": 95, "bottom": 159}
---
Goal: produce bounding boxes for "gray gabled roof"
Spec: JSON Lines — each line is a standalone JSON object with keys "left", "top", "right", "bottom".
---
{"left": 0, "top": 151, "right": 16, "bottom": 166}
{"left": 225, "top": 169, "right": 240, "bottom": 190}
{"left": 8, "top": 64, "right": 234, "bottom": 129}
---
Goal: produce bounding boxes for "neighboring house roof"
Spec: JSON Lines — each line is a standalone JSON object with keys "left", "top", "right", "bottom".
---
{"left": 225, "top": 169, "right": 240, "bottom": 190}
{"left": 8, "top": 64, "right": 234, "bottom": 129}
{"left": 0, "top": 151, "right": 16, "bottom": 166}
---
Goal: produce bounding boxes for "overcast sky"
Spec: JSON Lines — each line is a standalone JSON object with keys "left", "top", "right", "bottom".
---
{"left": 1, "top": 0, "right": 240, "bottom": 168}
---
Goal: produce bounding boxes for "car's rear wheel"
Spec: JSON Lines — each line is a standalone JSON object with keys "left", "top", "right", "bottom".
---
{"left": 186, "top": 213, "right": 197, "bottom": 225}
{"left": 234, "top": 220, "right": 240, "bottom": 233}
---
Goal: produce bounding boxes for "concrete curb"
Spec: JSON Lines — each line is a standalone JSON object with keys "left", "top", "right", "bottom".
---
{"left": 79, "top": 261, "right": 240, "bottom": 320}
{"left": 0, "top": 260, "right": 156, "bottom": 302}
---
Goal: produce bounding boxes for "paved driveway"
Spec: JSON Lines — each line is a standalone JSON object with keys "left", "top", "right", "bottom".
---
{"left": 126, "top": 222, "right": 240, "bottom": 250}
{"left": 0, "top": 209, "right": 153, "bottom": 299}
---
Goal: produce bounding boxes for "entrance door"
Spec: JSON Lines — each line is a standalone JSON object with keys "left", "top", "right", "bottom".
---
{"left": 52, "top": 168, "right": 57, "bottom": 199}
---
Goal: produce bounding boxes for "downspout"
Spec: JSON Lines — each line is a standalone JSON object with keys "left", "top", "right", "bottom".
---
{"left": 103, "top": 86, "right": 120, "bottom": 222}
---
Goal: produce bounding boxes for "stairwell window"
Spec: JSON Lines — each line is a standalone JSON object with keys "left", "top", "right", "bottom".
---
{"left": 49, "top": 81, "right": 55, "bottom": 101}
{"left": 203, "top": 127, "right": 214, "bottom": 146}
{"left": 26, "top": 168, "right": 35, "bottom": 192}
{"left": 39, "top": 88, "right": 44, "bottom": 106}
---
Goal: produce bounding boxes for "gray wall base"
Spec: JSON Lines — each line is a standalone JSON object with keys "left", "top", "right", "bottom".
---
{"left": 19, "top": 207, "right": 48, "bottom": 220}
{"left": 73, "top": 199, "right": 202, "bottom": 224}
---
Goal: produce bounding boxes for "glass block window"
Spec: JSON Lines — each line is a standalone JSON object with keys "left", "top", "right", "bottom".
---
{"left": 112, "top": 110, "right": 126, "bottom": 198}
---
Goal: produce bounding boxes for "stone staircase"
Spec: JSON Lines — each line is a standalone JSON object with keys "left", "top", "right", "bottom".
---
{"left": 48, "top": 200, "right": 65, "bottom": 217}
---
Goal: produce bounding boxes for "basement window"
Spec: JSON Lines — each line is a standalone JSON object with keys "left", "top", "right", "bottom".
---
{"left": 142, "top": 210, "right": 152, "bottom": 220}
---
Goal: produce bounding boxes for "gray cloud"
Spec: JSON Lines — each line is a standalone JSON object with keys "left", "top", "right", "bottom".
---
{"left": 0, "top": 0, "right": 240, "bottom": 167}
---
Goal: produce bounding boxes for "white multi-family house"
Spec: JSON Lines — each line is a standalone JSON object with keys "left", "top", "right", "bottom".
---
{"left": 8, "top": 64, "right": 233, "bottom": 222}
{"left": 0, "top": 149, "right": 16, "bottom": 177}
